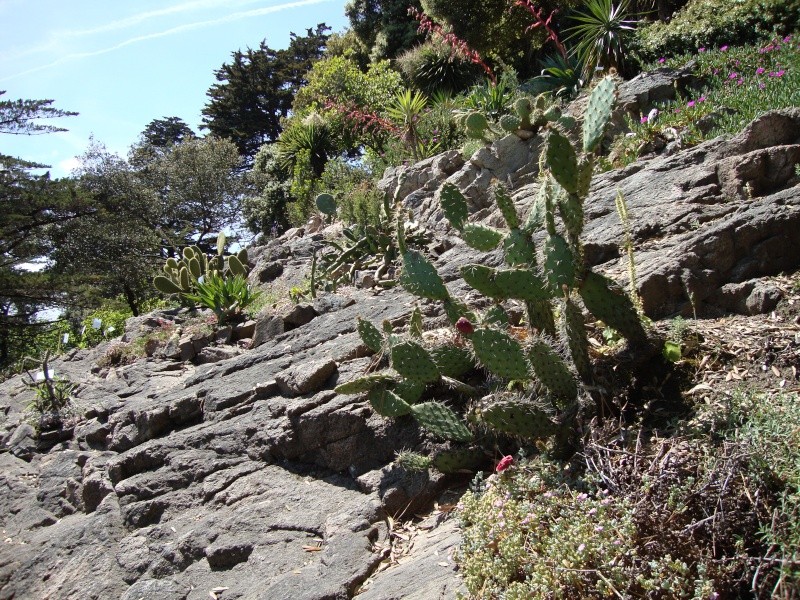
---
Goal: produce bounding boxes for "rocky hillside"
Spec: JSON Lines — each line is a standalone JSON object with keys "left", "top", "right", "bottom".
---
{"left": 1, "top": 86, "right": 799, "bottom": 598}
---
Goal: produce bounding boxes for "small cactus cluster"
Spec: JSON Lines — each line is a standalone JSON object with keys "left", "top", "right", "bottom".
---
{"left": 314, "top": 194, "right": 429, "bottom": 292}
{"left": 336, "top": 312, "right": 574, "bottom": 472}
{"left": 153, "top": 232, "right": 250, "bottom": 298}
{"left": 462, "top": 94, "right": 577, "bottom": 142}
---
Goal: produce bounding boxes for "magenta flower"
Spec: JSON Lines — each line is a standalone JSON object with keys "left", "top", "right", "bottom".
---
{"left": 756, "top": 67, "right": 765, "bottom": 75}
{"left": 496, "top": 455, "right": 514, "bottom": 473}
{"left": 759, "top": 83, "right": 766, "bottom": 89}
{"left": 772, "top": 69, "right": 786, "bottom": 77}
{"left": 640, "top": 116, "right": 648, "bottom": 123}
{"left": 729, "top": 72, "right": 738, "bottom": 79}
{"left": 697, "top": 96, "right": 706, "bottom": 103}
{"left": 658, "top": 57, "right": 666, "bottom": 63}
{"left": 737, "top": 78, "right": 744, "bottom": 85}
{"left": 784, "top": 35, "right": 792, "bottom": 43}
{"left": 720, "top": 45, "right": 729, "bottom": 51}
{"left": 698, "top": 47, "right": 706, "bottom": 53}
{"left": 687, "top": 100, "right": 695, "bottom": 108}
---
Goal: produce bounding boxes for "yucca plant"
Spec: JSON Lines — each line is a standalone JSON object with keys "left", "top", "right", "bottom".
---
{"left": 565, "top": 0, "right": 637, "bottom": 79}
{"left": 523, "top": 53, "right": 586, "bottom": 99}
{"left": 386, "top": 89, "right": 429, "bottom": 161}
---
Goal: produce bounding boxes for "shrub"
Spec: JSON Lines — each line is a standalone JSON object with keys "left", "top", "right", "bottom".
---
{"left": 631, "top": 0, "right": 800, "bottom": 61}
{"left": 395, "top": 39, "right": 482, "bottom": 96}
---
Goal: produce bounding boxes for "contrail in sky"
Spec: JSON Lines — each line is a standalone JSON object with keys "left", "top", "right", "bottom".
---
{"left": 0, "top": 0, "right": 332, "bottom": 82}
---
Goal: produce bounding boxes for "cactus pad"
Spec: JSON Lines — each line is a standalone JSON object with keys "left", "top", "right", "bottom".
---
{"left": 432, "top": 448, "right": 487, "bottom": 473}
{"left": 543, "top": 233, "right": 576, "bottom": 293}
{"left": 411, "top": 401, "right": 473, "bottom": 442}
{"left": 500, "top": 114, "right": 521, "bottom": 132}
{"left": 369, "top": 387, "right": 413, "bottom": 417}
{"left": 440, "top": 183, "right": 469, "bottom": 230}
{"left": 579, "top": 270, "right": 648, "bottom": 344}
{"left": 583, "top": 76, "right": 616, "bottom": 153}
{"left": 315, "top": 192, "right": 337, "bottom": 216}
{"left": 391, "top": 340, "right": 440, "bottom": 384}
{"left": 154, "top": 275, "right": 184, "bottom": 295}
{"left": 493, "top": 184, "right": 519, "bottom": 229}
{"left": 462, "top": 224, "right": 503, "bottom": 251}
{"left": 429, "top": 345, "right": 475, "bottom": 378}
{"left": 227, "top": 254, "right": 247, "bottom": 277}
{"left": 357, "top": 317, "right": 385, "bottom": 353}
{"left": 400, "top": 250, "right": 450, "bottom": 300}
{"left": 494, "top": 269, "right": 551, "bottom": 301}
{"left": 561, "top": 295, "right": 592, "bottom": 383}
{"left": 461, "top": 264, "right": 503, "bottom": 299}
{"left": 546, "top": 129, "right": 579, "bottom": 194}
{"left": 335, "top": 373, "right": 396, "bottom": 394}
{"left": 478, "top": 400, "right": 557, "bottom": 439}
{"left": 471, "top": 328, "right": 531, "bottom": 380}
{"left": 526, "top": 338, "right": 578, "bottom": 403}
{"left": 503, "top": 228, "right": 537, "bottom": 266}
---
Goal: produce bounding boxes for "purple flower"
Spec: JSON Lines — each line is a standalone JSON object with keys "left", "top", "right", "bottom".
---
{"left": 697, "top": 96, "right": 706, "bottom": 103}
{"left": 720, "top": 45, "right": 729, "bottom": 51}
{"left": 640, "top": 116, "right": 648, "bottom": 124}
{"left": 772, "top": 69, "right": 786, "bottom": 77}
{"left": 698, "top": 47, "right": 706, "bottom": 53}
{"left": 658, "top": 57, "right": 666, "bottom": 63}
{"left": 784, "top": 35, "right": 792, "bottom": 43}
{"left": 737, "top": 78, "right": 744, "bottom": 85}
{"left": 759, "top": 82, "right": 766, "bottom": 89}
{"left": 756, "top": 67, "right": 765, "bottom": 75}
{"left": 728, "top": 72, "right": 738, "bottom": 80}
{"left": 687, "top": 100, "right": 695, "bottom": 108}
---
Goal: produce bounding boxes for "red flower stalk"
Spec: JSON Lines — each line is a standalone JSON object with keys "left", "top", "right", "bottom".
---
{"left": 514, "top": 0, "right": 567, "bottom": 60}
{"left": 324, "top": 101, "right": 400, "bottom": 136}
{"left": 496, "top": 455, "right": 514, "bottom": 472}
{"left": 408, "top": 7, "right": 497, "bottom": 86}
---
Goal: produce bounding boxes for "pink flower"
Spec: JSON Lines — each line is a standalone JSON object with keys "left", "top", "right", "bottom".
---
{"left": 784, "top": 35, "right": 792, "bottom": 43}
{"left": 770, "top": 70, "right": 786, "bottom": 77}
{"left": 640, "top": 116, "right": 648, "bottom": 124}
{"left": 496, "top": 455, "right": 514, "bottom": 472}
{"left": 658, "top": 57, "right": 666, "bottom": 63}
{"left": 577, "top": 543, "right": 586, "bottom": 552}
{"left": 759, "top": 83, "right": 766, "bottom": 89}
{"left": 728, "top": 72, "right": 738, "bottom": 79}
{"left": 720, "top": 45, "right": 728, "bottom": 51}
{"left": 697, "top": 96, "right": 706, "bottom": 103}
{"left": 687, "top": 100, "right": 695, "bottom": 108}
{"left": 737, "top": 78, "right": 744, "bottom": 85}
{"left": 756, "top": 67, "right": 765, "bottom": 75}
{"left": 698, "top": 47, "right": 706, "bottom": 53}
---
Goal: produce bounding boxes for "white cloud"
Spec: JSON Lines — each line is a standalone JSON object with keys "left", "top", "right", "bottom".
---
{"left": 56, "top": 156, "right": 81, "bottom": 175}
{"left": 0, "top": 0, "right": 333, "bottom": 82}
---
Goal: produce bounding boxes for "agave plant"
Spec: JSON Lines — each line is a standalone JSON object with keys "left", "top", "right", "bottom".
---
{"left": 184, "top": 272, "right": 261, "bottom": 325}
{"left": 565, "top": 0, "right": 637, "bottom": 79}
{"left": 523, "top": 53, "right": 586, "bottom": 100}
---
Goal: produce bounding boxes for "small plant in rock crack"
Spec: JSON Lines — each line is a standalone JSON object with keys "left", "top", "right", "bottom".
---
{"left": 22, "top": 351, "right": 76, "bottom": 433}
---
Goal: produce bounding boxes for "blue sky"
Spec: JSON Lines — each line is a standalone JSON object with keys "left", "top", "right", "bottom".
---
{"left": 1, "top": 0, "right": 349, "bottom": 178}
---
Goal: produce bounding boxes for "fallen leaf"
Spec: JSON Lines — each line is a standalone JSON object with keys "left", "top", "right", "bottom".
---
{"left": 303, "top": 545, "right": 323, "bottom": 552}
{"left": 772, "top": 365, "right": 781, "bottom": 377}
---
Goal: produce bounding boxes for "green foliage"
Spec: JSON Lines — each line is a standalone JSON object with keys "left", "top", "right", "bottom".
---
{"left": 565, "top": 0, "right": 637, "bottom": 78}
{"left": 320, "top": 159, "right": 383, "bottom": 227}
{"left": 183, "top": 273, "right": 261, "bottom": 325}
{"left": 395, "top": 39, "right": 482, "bottom": 95}
{"left": 345, "top": 0, "right": 423, "bottom": 62}
{"left": 522, "top": 53, "right": 585, "bottom": 100}
{"left": 457, "top": 458, "right": 714, "bottom": 598}
{"left": 608, "top": 38, "right": 800, "bottom": 168}
{"left": 243, "top": 143, "right": 295, "bottom": 236}
{"left": 201, "top": 25, "right": 330, "bottom": 160}
{"left": 631, "top": 0, "right": 800, "bottom": 62}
